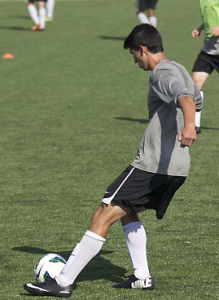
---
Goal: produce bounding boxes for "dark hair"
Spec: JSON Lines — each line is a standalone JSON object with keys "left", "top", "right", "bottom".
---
{"left": 124, "top": 24, "right": 163, "bottom": 53}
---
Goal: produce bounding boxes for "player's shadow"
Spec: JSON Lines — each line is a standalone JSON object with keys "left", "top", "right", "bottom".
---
{"left": 115, "top": 117, "right": 149, "bottom": 124}
{"left": 201, "top": 126, "right": 219, "bottom": 131}
{"left": 115, "top": 118, "right": 219, "bottom": 131}
{"left": 100, "top": 36, "right": 125, "bottom": 41}
{"left": 11, "top": 15, "right": 30, "bottom": 20}
{"left": 0, "top": 26, "right": 30, "bottom": 31}
{"left": 13, "top": 246, "right": 127, "bottom": 286}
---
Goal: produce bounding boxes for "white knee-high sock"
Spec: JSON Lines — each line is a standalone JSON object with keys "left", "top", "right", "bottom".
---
{"left": 137, "top": 12, "right": 149, "bottom": 24}
{"left": 39, "top": 8, "right": 46, "bottom": 29}
{"left": 195, "top": 90, "right": 204, "bottom": 127}
{"left": 123, "top": 221, "right": 150, "bottom": 280}
{"left": 56, "top": 231, "right": 105, "bottom": 287}
{"left": 27, "top": 4, "right": 39, "bottom": 25}
{"left": 149, "top": 16, "right": 157, "bottom": 27}
{"left": 47, "top": 0, "right": 55, "bottom": 19}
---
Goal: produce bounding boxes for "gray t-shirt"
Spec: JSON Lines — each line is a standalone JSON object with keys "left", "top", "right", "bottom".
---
{"left": 131, "top": 60, "right": 202, "bottom": 177}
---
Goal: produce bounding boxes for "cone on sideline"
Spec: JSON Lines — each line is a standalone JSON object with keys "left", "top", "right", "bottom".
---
{"left": 2, "top": 53, "right": 14, "bottom": 59}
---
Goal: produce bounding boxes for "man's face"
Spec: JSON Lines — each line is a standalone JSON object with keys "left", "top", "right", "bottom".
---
{"left": 130, "top": 48, "right": 150, "bottom": 71}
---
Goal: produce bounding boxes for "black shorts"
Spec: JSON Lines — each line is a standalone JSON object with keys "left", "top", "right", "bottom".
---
{"left": 26, "top": 0, "right": 47, "bottom": 3}
{"left": 102, "top": 165, "right": 186, "bottom": 219}
{"left": 192, "top": 50, "right": 219, "bottom": 75}
{"left": 136, "top": 0, "right": 158, "bottom": 11}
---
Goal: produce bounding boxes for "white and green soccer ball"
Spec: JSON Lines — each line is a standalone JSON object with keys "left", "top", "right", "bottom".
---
{"left": 34, "top": 253, "right": 66, "bottom": 283}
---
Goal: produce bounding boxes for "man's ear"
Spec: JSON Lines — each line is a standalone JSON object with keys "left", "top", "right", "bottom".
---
{"left": 139, "top": 45, "right": 147, "bottom": 56}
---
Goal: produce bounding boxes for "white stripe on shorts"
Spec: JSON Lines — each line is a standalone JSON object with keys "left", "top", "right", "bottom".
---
{"left": 102, "top": 167, "right": 135, "bottom": 205}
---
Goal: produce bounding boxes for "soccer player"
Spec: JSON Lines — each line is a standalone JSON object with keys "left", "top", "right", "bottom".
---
{"left": 23, "top": 24, "right": 202, "bottom": 298}
{"left": 26, "top": 0, "right": 47, "bottom": 31}
{"left": 191, "top": 0, "right": 219, "bottom": 133}
{"left": 136, "top": 0, "right": 158, "bottom": 27}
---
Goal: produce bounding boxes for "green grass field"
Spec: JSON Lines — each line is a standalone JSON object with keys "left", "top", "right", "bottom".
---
{"left": 0, "top": 0, "right": 218, "bottom": 299}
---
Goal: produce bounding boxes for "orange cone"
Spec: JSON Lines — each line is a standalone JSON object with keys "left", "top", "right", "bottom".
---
{"left": 2, "top": 53, "right": 14, "bottom": 59}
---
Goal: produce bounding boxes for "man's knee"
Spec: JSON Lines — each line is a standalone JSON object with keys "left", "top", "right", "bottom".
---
{"left": 90, "top": 202, "right": 129, "bottom": 228}
{"left": 192, "top": 71, "right": 209, "bottom": 90}
{"left": 121, "top": 211, "right": 139, "bottom": 226}
{"left": 91, "top": 204, "right": 105, "bottom": 222}
{"left": 137, "top": 10, "right": 145, "bottom": 15}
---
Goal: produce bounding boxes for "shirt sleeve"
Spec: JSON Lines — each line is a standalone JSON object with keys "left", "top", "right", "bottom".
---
{"left": 151, "top": 73, "right": 195, "bottom": 105}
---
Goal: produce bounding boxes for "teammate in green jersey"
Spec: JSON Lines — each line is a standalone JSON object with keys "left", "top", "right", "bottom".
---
{"left": 191, "top": 0, "right": 219, "bottom": 133}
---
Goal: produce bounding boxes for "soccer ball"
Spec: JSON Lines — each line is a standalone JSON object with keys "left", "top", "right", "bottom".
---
{"left": 34, "top": 253, "right": 66, "bottom": 283}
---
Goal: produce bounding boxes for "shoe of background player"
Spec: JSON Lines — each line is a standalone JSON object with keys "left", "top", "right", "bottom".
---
{"left": 195, "top": 126, "right": 201, "bottom": 134}
{"left": 23, "top": 279, "right": 73, "bottom": 298}
{"left": 113, "top": 275, "right": 155, "bottom": 290}
{"left": 45, "top": 16, "right": 54, "bottom": 22}
{"left": 31, "top": 23, "right": 41, "bottom": 31}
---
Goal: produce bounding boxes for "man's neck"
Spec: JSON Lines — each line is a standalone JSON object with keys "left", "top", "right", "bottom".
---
{"left": 149, "top": 53, "right": 169, "bottom": 70}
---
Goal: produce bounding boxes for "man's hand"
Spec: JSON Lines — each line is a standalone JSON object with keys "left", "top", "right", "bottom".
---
{"left": 178, "top": 125, "right": 196, "bottom": 148}
{"left": 191, "top": 29, "right": 200, "bottom": 38}
{"left": 177, "top": 96, "right": 197, "bottom": 148}
{"left": 191, "top": 25, "right": 204, "bottom": 38}
{"left": 210, "top": 26, "right": 219, "bottom": 37}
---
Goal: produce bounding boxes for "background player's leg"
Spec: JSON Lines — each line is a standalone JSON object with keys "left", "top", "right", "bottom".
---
{"left": 192, "top": 71, "right": 209, "bottom": 91}
{"left": 148, "top": 8, "right": 157, "bottom": 27}
{"left": 46, "top": 0, "right": 55, "bottom": 21}
{"left": 38, "top": 1, "right": 46, "bottom": 30}
{"left": 137, "top": 11, "right": 149, "bottom": 24}
{"left": 192, "top": 72, "right": 208, "bottom": 132}
{"left": 27, "top": 3, "right": 40, "bottom": 26}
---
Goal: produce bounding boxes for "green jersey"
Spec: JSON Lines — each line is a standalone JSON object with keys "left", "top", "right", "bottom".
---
{"left": 199, "top": 0, "right": 219, "bottom": 37}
